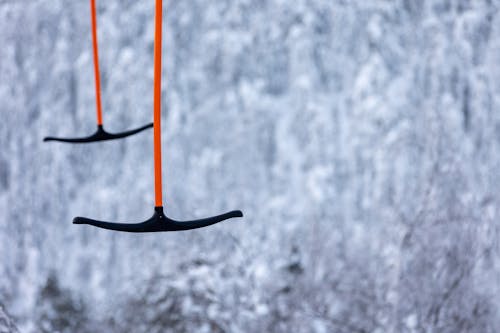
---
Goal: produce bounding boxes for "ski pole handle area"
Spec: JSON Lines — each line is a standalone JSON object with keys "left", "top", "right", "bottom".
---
{"left": 90, "top": 0, "right": 103, "bottom": 125}
{"left": 153, "top": 0, "right": 163, "bottom": 207}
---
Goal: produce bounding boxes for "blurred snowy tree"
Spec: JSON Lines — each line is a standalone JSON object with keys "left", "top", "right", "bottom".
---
{"left": 1, "top": 0, "right": 500, "bottom": 332}
{"left": 0, "top": 304, "right": 19, "bottom": 333}
{"left": 35, "top": 274, "right": 94, "bottom": 333}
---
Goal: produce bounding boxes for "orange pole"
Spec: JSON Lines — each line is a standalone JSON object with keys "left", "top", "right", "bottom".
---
{"left": 90, "top": 0, "right": 103, "bottom": 125}
{"left": 153, "top": 0, "right": 163, "bottom": 207}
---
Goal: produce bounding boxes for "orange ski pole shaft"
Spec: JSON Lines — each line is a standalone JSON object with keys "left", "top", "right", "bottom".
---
{"left": 153, "top": 0, "right": 163, "bottom": 207}
{"left": 90, "top": 0, "right": 103, "bottom": 125}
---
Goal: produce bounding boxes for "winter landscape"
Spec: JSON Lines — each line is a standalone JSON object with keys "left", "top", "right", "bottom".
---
{"left": 1, "top": 0, "right": 500, "bottom": 332}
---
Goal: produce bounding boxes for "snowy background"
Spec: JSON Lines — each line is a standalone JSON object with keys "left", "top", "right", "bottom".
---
{"left": 1, "top": 0, "right": 500, "bottom": 332}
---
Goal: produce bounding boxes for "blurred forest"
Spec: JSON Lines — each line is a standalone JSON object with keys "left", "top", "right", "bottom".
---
{"left": 1, "top": 0, "right": 500, "bottom": 332}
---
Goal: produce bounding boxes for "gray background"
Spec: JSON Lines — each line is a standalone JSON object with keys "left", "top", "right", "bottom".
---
{"left": 1, "top": 0, "right": 500, "bottom": 332}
